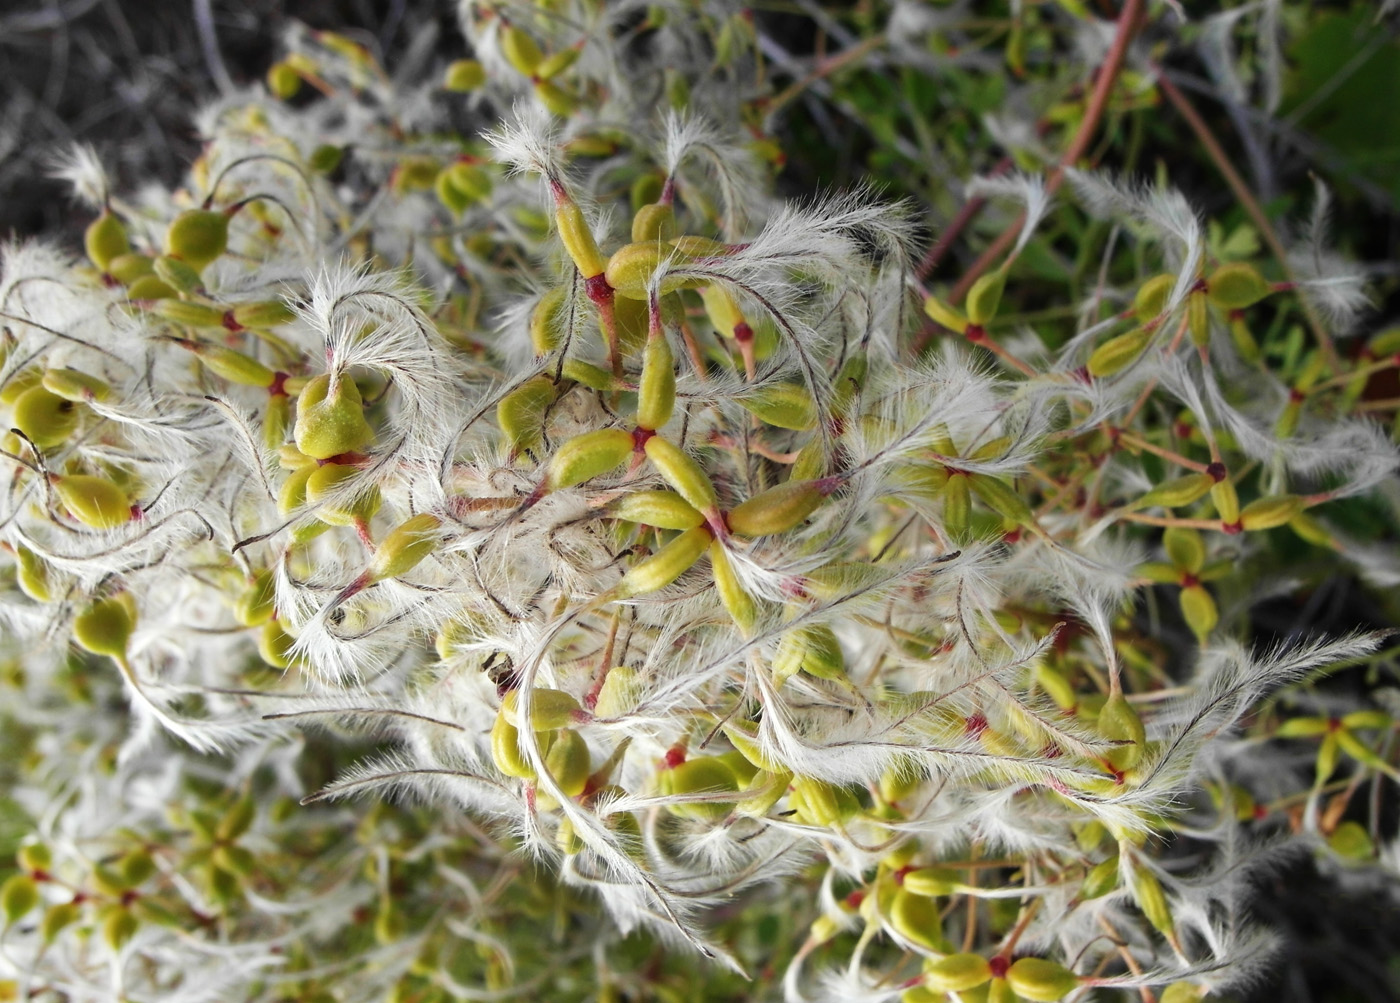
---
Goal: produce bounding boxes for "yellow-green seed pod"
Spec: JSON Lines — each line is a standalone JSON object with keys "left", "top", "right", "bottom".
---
{"left": 266, "top": 61, "right": 301, "bottom": 99}
{"left": 1207, "top": 262, "right": 1271, "bottom": 310}
{"left": 443, "top": 58, "right": 486, "bottom": 92}
{"left": 490, "top": 712, "right": 535, "bottom": 780}
{"left": 294, "top": 373, "right": 375, "bottom": 459}
{"left": 498, "top": 375, "right": 558, "bottom": 456}
{"left": 445, "top": 162, "right": 492, "bottom": 204}
{"left": 612, "top": 525, "right": 711, "bottom": 598}
{"left": 789, "top": 776, "right": 855, "bottom": 827}
{"left": 165, "top": 209, "right": 230, "bottom": 272}
{"left": 902, "top": 867, "right": 960, "bottom": 897}
{"left": 723, "top": 723, "right": 781, "bottom": 773}
{"left": 1088, "top": 327, "right": 1152, "bottom": 377}
{"left": 2, "top": 874, "right": 40, "bottom": 924}
{"left": 0, "top": 368, "right": 44, "bottom": 405}
{"left": 308, "top": 144, "right": 343, "bottom": 174}
{"left": 1240, "top": 494, "right": 1306, "bottom": 532}
{"left": 1163, "top": 526, "right": 1205, "bottom": 574}
{"left": 889, "top": 887, "right": 943, "bottom": 951}
{"left": 153, "top": 255, "right": 202, "bottom": 294}
{"left": 593, "top": 665, "right": 641, "bottom": 718}
{"left": 1134, "top": 273, "right": 1176, "bottom": 323}
{"left": 879, "top": 756, "right": 923, "bottom": 804}
{"left": 1159, "top": 983, "right": 1206, "bottom": 1003}
{"left": 921, "top": 954, "right": 992, "bottom": 993}
{"left": 555, "top": 202, "right": 607, "bottom": 279}
{"left": 16, "top": 545, "right": 53, "bottom": 602}
{"left": 1131, "top": 865, "right": 1174, "bottom": 936}
{"left": 603, "top": 241, "right": 698, "bottom": 300}
{"left": 701, "top": 284, "right": 745, "bottom": 338}
{"left": 631, "top": 203, "right": 678, "bottom": 243}
{"left": 1137, "top": 561, "right": 1181, "bottom": 584}
{"left": 543, "top": 729, "right": 590, "bottom": 798}
{"left": 500, "top": 25, "right": 544, "bottom": 76}
{"left": 924, "top": 295, "right": 968, "bottom": 334}
{"left": 108, "top": 252, "right": 155, "bottom": 285}
{"left": 660, "top": 756, "right": 740, "bottom": 821}
{"left": 546, "top": 427, "right": 634, "bottom": 490}
{"left": 536, "top": 47, "right": 580, "bottom": 80}
{"left": 636, "top": 332, "right": 676, "bottom": 431}
{"left": 535, "top": 79, "right": 578, "bottom": 115}
{"left": 738, "top": 382, "right": 818, "bottom": 431}
{"left": 85, "top": 211, "right": 131, "bottom": 272}
{"left": 73, "top": 594, "right": 135, "bottom": 661}
{"left": 1098, "top": 693, "right": 1146, "bottom": 770}
{"left": 371, "top": 514, "right": 442, "bottom": 581}
{"left": 436, "top": 168, "right": 473, "bottom": 215}
{"left": 1210, "top": 477, "right": 1240, "bottom": 525}
{"left": 393, "top": 155, "right": 440, "bottom": 193}
{"left": 1080, "top": 855, "right": 1119, "bottom": 900}
{"left": 195, "top": 344, "right": 277, "bottom": 387}
{"left": 709, "top": 540, "right": 756, "bottom": 633}
{"left": 773, "top": 625, "right": 845, "bottom": 687}
{"left": 556, "top": 815, "right": 584, "bottom": 855}
{"left": 612, "top": 490, "right": 703, "bottom": 530}
{"left": 1188, "top": 289, "right": 1210, "bottom": 347}
{"left": 630, "top": 173, "right": 664, "bottom": 212}
{"left": 1130, "top": 472, "right": 1214, "bottom": 511}
{"left": 1288, "top": 512, "right": 1334, "bottom": 548}
{"left": 1006, "top": 958, "right": 1080, "bottom": 1002}
{"left": 1034, "top": 664, "right": 1076, "bottom": 709}
{"left": 643, "top": 435, "right": 717, "bottom": 513}
{"left": 126, "top": 274, "right": 177, "bottom": 300}
{"left": 965, "top": 270, "right": 1007, "bottom": 326}
{"left": 55, "top": 474, "right": 132, "bottom": 530}
{"left": 42, "top": 368, "right": 110, "bottom": 403}
{"left": 41, "top": 901, "right": 80, "bottom": 943}
{"left": 102, "top": 907, "right": 138, "bottom": 950}
{"left": 942, "top": 472, "right": 971, "bottom": 539}
{"left": 277, "top": 464, "right": 314, "bottom": 515}
{"left": 610, "top": 293, "right": 649, "bottom": 356}
{"left": 305, "top": 463, "right": 381, "bottom": 527}
{"left": 530, "top": 287, "right": 568, "bottom": 355}
{"left": 727, "top": 480, "right": 826, "bottom": 538}
{"left": 670, "top": 235, "right": 728, "bottom": 257}
{"left": 968, "top": 473, "right": 1034, "bottom": 528}
{"left": 232, "top": 300, "right": 297, "bottom": 330}
{"left": 257, "top": 620, "right": 298, "bottom": 669}
{"left": 12, "top": 385, "right": 80, "bottom": 449}
{"left": 901, "top": 988, "right": 943, "bottom": 1003}
{"left": 151, "top": 299, "right": 227, "bottom": 328}
{"left": 235, "top": 568, "right": 277, "bottom": 627}
{"left": 15, "top": 842, "right": 47, "bottom": 873}
{"left": 502, "top": 688, "right": 582, "bottom": 731}
{"left": 1229, "top": 315, "right": 1260, "bottom": 362}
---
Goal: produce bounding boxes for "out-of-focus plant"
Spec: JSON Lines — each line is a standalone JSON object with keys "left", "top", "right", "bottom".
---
{"left": 1, "top": 3, "right": 1397, "bottom": 1002}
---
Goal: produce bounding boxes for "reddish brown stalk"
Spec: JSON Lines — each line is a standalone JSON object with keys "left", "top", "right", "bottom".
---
{"left": 950, "top": 0, "right": 1146, "bottom": 304}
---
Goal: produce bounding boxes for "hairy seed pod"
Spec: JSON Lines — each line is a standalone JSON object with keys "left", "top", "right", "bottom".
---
{"left": 277, "top": 464, "right": 314, "bottom": 516}
{"left": 604, "top": 241, "right": 699, "bottom": 299}
{"left": 739, "top": 382, "right": 818, "bottom": 431}
{"left": 371, "top": 514, "right": 443, "bottom": 580}
{"left": 1006, "top": 958, "right": 1080, "bottom": 1002}
{"left": 294, "top": 373, "right": 375, "bottom": 459}
{"left": 643, "top": 436, "right": 717, "bottom": 513}
{"left": 257, "top": 621, "right": 298, "bottom": 668}
{"left": 773, "top": 625, "right": 845, "bottom": 687}
{"left": 921, "top": 954, "right": 992, "bottom": 993}
{"left": 1240, "top": 494, "right": 1306, "bottom": 532}
{"left": 942, "top": 471, "right": 971, "bottom": 539}
{"left": 878, "top": 757, "right": 923, "bottom": 804}
{"left": 612, "top": 525, "right": 712, "bottom": 598}
{"left": 968, "top": 473, "right": 1034, "bottom": 528}
{"left": 305, "top": 463, "right": 381, "bottom": 527}
{"left": 790, "top": 776, "right": 856, "bottom": 827}
{"left": 55, "top": 474, "right": 131, "bottom": 530}
{"left": 701, "top": 284, "right": 744, "bottom": 338}
{"left": 546, "top": 427, "right": 634, "bottom": 490}
{"left": 889, "top": 887, "right": 942, "bottom": 951}
{"left": 593, "top": 666, "right": 640, "bottom": 718}
{"left": 661, "top": 756, "right": 740, "bottom": 821}
{"left": 669, "top": 235, "right": 728, "bottom": 257}
{"left": 126, "top": 274, "right": 177, "bottom": 300}
{"left": 1131, "top": 865, "right": 1174, "bottom": 935}
{"left": 498, "top": 375, "right": 558, "bottom": 456}
{"left": 16, "top": 545, "right": 53, "bottom": 602}
{"left": 107, "top": 253, "right": 155, "bottom": 285}
{"left": 530, "top": 286, "right": 567, "bottom": 355}
{"left": 1134, "top": 273, "right": 1176, "bottom": 323}
{"left": 442, "top": 58, "right": 486, "bottom": 92}
{"left": 1130, "top": 472, "right": 1214, "bottom": 511}
{"left": 544, "top": 729, "right": 591, "bottom": 799}
{"left": 555, "top": 202, "right": 607, "bottom": 279}
{"left": 635, "top": 332, "right": 676, "bottom": 430}
{"left": 1207, "top": 262, "right": 1271, "bottom": 310}
{"left": 1098, "top": 693, "right": 1147, "bottom": 770}
{"left": 1088, "top": 327, "right": 1151, "bottom": 377}
{"left": 735, "top": 769, "right": 790, "bottom": 817}
{"left": 1080, "top": 855, "right": 1120, "bottom": 900}
{"left": 727, "top": 480, "right": 826, "bottom": 537}
{"left": 42, "top": 368, "right": 109, "bottom": 403}
{"left": 165, "top": 209, "right": 229, "bottom": 272}
{"left": 85, "top": 211, "right": 131, "bottom": 271}
{"left": 490, "top": 712, "right": 535, "bottom": 780}
{"left": 12, "top": 386, "right": 80, "bottom": 448}
{"left": 73, "top": 594, "right": 136, "bottom": 661}
{"left": 965, "top": 270, "right": 1006, "bottom": 326}
{"left": 500, "top": 25, "right": 543, "bottom": 76}
{"left": 234, "top": 569, "right": 277, "bottom": 628}
{"left": 709, "top": 540, "right": 756, "bottom": 633}
{"left": 924, "top": 295, "right": 968, "bottom": 334}
{"left": 1034, "top": 664, "right": 1076, "bottom": 709}
{"left": 1162, "top": 526, "right": 1205, "bottom": 574}
{"left": 723, "top": 724, "right": 781, "bottom": 773}
{"left": 502, "top": 688, "right": 581, "bottom": 731}
{"left": 610, "top": 490, "right": 703, "bottom": 530}
{"left": 631, "top": 203, "right": 677, "bottom": 243}
{"left": 1187, "top": 289, "right": 1210, "bottom": 347}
